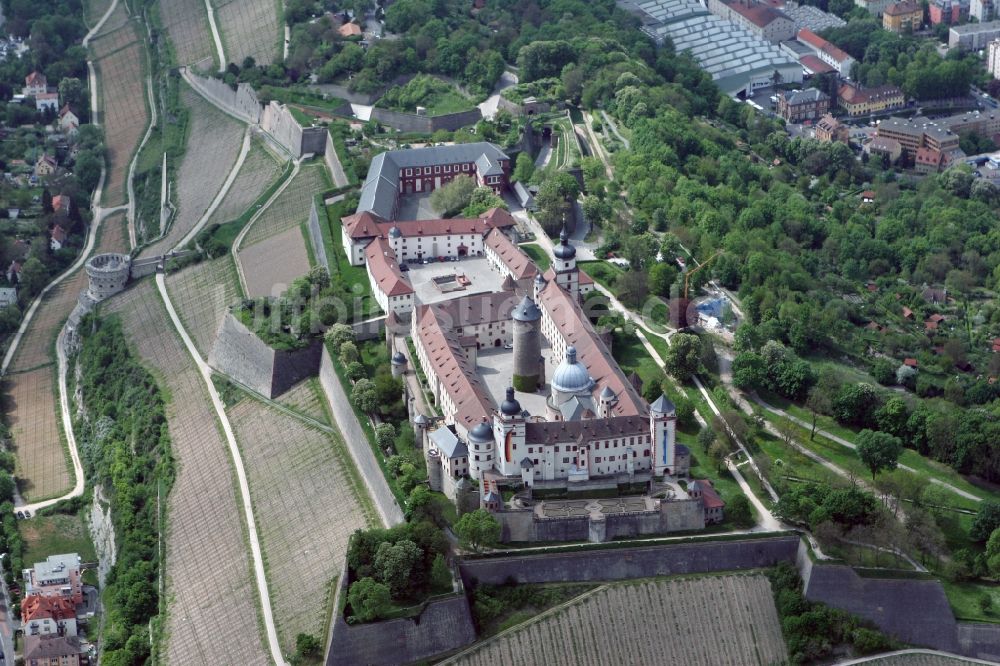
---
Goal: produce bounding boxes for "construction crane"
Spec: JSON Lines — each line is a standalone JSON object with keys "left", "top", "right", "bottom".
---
{"left": 683, "top": 250, "right": 722, "bottom": 301}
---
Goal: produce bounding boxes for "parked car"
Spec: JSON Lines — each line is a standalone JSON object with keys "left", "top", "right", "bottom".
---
{"left": 503, "top": 343, "right": 514, "bottom": 349}
{"left": 399, "top": 263, "right": 409, "bottom": 272}
{"left": 14, "top": 512, "right": 22, "bottom": 520}
{"left": 23, "top": 510, "right": 30, "bottom": 518}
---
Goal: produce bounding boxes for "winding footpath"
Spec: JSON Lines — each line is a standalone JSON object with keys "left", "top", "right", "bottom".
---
{"left": 154, "top": 272, "right": 288, "bottom": 666}
{"left": 204, "top": 0, "right": 226, "bottom": 73}
{"left": 125, "top": 72, "right": 158, "bottom": 249}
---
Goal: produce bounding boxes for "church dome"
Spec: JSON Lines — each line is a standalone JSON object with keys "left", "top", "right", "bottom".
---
{"left": 553, "top": 226, "right": 576, "bottom": 260}
{"left": 501, "top": 386, "right": 522, "bottom": 416}
{"left": 552, "top": 346, "right": 593, "bottom": 394}
{"left": 468, "top": 420, "right": 493, "bottom": 443}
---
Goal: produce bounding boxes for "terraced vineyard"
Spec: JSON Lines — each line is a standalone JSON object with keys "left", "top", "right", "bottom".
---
{"left": 106, "top": 281, "right": 269, "bottom": 666}
{"left": 239, "top": 225, "right": 311, "bottom": 298}
{"left": 91, "top": 8, "right": 149, "bottom": 208}
{"left": 239, "top": 162, "right": 330, "bottom": 247}
{"left": 3, "top": 212, "right": 128, "bottom": 501}
{"left": 165, "top": 255, "right": 241, "bottom": 358}
{"left": 449, "top": 575, "right": 787, "bottom": 666}
{"left": 227, "top": 397, "right": 372, "bottom": 652}
{"left": 212, "top": 0, "right": 282, "bottom": 66}
{"left": 159, "top": 0, "right": 216, "bottom": 70}
{"left": 866, "top": 657, "right": 979, "bottom": 666}
{"left": 85, "top": 0, "right": 114, "bottom": 26}
{"left": 142, "top": 84, "right": 245, "bottom": 257}
{"left": 276, "top": 379, "right": 329, "bottom": 424}
{"left": 205, "top": 140, "right": 284, "bottom": 228}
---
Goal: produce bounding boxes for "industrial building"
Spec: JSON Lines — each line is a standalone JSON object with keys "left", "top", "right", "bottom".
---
{"left": 618, "top": 0, "right": 802, "bottom": 97}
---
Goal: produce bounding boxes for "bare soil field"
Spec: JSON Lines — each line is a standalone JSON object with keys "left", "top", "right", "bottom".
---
{"left": 239, "top": 225, "right": 311, "bottom": 298}
{"left": 91, "top": 15, "right": 149, "bottom": 208}
{"left": 212, "top": 0, "right": 281, "bottom": 66}
{"left": 206, "top": 140, "right": 284, "bottom": 228}
{"left": 276, "top": 379, "right": 329, "bottom": 424}
{"left": 239, "top": 162, "right": 329, "bottom": 248}
{"left": 4, "top": 368, "right": 70, "bottom": 502}
{"left": 227, "top": 396, "right": 371, "bottom": 652}
{"left": 159, "top": 0, "right": 216, "bottom": 70}
{"left": 141, "top": 84, "right": 245, "bottom": 258}
{"left": 106, "top": 281, "right": 269, "bottom": 666}
{"left": 165, "top": 255, "right": 240, "bottom": 358}
{"left": 449, "top": 574, "right": 788, "bottom": 666}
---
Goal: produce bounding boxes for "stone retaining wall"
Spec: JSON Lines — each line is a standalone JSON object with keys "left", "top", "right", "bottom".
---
{"left": 370, "top": 107, "right": 482, "bottom": 133}
{"left": 306, "top": 199, "right": 329, "bottom": 272}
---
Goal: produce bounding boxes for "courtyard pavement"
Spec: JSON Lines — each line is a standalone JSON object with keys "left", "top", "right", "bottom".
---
{"left": 475, "top": 346, "right": 557, "bottom": 417}
{"left": 396, "top": 193, "right": 441, "bottom": 221}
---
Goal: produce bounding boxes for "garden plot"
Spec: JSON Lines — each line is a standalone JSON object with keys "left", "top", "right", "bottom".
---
{"left": 91, "top": 17, "right": 149, "bottom": 208}
{"left": 450, "top": 574, "right": 787, "bottom": 666}
{"left": 276, "top": 379, "right": 329, "bottom": 424}
{"left": 165, "top": 255, "right": 241, "bottom": 358}
{"left": 212, "top": 0, "right": 282, "bottom": 66}
{"left": 105, "top": 281, "right": 269, "bottom": 666}
{"left": 205, "top": 140, "right": 284, "bottom": 228}
{"left": 5, "top": 368, "right": 70, "bottom": 502}
{"left": 159, "top": 0, "right": 216, "bottom": 70}
{"left": 238, "top": 163, "right": 329, "bottom": 248}
{"left": 227, "top": 397, "right": 370, "bottom": 653}
{"left": 141, "top": 83, "right": 245, "bottom": 258}
{"left": 239, "top": 225, "right": 311, "bottom": 298}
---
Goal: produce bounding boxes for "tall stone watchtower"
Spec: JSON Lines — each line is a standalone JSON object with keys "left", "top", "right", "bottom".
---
{"left": 511, "top": 294, "right": 542, "bottom": 392}
{"left": 649, "top": 394, "right": 677, "bottom": 476}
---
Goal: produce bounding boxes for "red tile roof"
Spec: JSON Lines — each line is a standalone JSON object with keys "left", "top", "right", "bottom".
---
{"left": 925, "top": 320, "right": 938, "bottom": 331}
{"left": 343, "top": 207, "right": 515, "bottom": 241}
{"left": 25, "top": 71, "right": 46, "bottom": 87}
{"left": 799, "top": 54, "right": 835, "bottom": 74}
{"left": 904, "top": 357, "right": 919, "bottom": 367}
{"left": 21, "top": 595, "right": 76, "bottom": 623}
{"left": 902, "top": 306, "right": 913, "bottom": 318}
{"left": 52, "top": 194, "right": 69, "bottom": 212}
{"left": 692, "top": 479, "right": 725, "bottom": 509}
{"left": 928, "top": 313, "right": 945, "bottom": 323}
{"left": 50, "top": 225, "right": 67, "bottom": 243}
{"left": 338, "top": 22, "right": 362, "bottom": 36}
{"left": 364, "top": 237, "right": 413, "bottom": 297}
{"left": 538, "top": 268, "right": 646, "bottom": 418}
{"left": 798, "top": 29, "right": 851, "bottom": 64}
{"left": 485, "top": 228, "right": 537, "bottom": 281}
{"left": 729, "top": 1, "right": 789, "bottom": 28}
{"left": 885, "top": 0, "right": 922, "bottom": 15}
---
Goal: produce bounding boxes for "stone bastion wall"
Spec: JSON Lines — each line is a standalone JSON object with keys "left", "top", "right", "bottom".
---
{"left": 208, "top": 312, "right": 322, "bottom": 398}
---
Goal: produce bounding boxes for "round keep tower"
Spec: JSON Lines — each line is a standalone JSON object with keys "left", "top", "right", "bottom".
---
{"left": 511, "top": 294, "right": 542, "bottom": 392}
{"left": 467, "top": 420, "right": 494, "bottom": 480}
{"left": 390, "top": 350, "right": 407, "bottom": 378}
{"left": 426, "top": 448, "right": 443, "bottom": 492}
{"left": 85, "top": 253, "right": 131, "bottom": 302}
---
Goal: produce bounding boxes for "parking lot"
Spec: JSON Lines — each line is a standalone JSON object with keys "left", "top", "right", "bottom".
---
{"left": 406, "top": 256, "right": 504, "bottom": 306}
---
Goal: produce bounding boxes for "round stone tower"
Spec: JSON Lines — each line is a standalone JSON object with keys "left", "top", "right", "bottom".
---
{"left": 426, "top": 447, "right": 443, "bottom": 492}
{"left": 390, "top": 350, "right": 407, "bottom": 378}
{"left": 511, "top": 294, "right": 542, "bottom": 392}
{"left": 85, "top": 253, "right": 131, "bottom": 302}
{"left": 467, "top": 420, "right": 494, "bottom": 480}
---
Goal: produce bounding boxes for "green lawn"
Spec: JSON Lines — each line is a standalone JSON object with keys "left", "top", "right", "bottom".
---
{"left": 21, "top": 513, "right": 97, "bottom": 567}
{"left": 579, "top": 260, "right": 623, "bottom": 292}
{"left": 611, "top": 329, "right": 663, "bottom": 389}
{"left": 941, "top": 580, "right": 1000, "bottom": 623}
{"left": 326, "top": 197, "right": 380, "bottom": 319}
{"left": 520, "top": 243, "right": 551, "bottom": 271}
{"left": 260, "top": 85, "right": 347, "bottom": 113}
{"left": 378, "top": 76, "right": 476, "bottom": 116}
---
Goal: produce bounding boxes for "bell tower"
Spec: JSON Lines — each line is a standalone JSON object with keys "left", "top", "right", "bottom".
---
{"left": 649, "top": 394, "right": 677, "bottom": 476}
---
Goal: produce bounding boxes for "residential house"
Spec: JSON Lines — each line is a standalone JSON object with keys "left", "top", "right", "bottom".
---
{"left": 930, "top": 0, "right": 969, "bottom": 24}
{"left": 776, "top": 88, "right": 830, "bottom": 122}
{"left": 52, "top": 194, "right": 70, "bottom": 214}
{"left": 861, "top": 190, "right": 876, "bottom": 204}
{"left": 0, "top": 288, "right": 16, "bottom": 308}
{"left": 838, "top": 83, "right": 906, "bottom": 116}
{"left": 35, "top": 92, "right": 58, "bottom": 113}
{"left": 23, "top": 553, "right": 83, "bottom": 605}
{"left": 815, "top": 114, "right": 849, "bottom": 142}
{"left": 972, "top": 0, "right": 996, "bottom": 21}
{"left": 922, "top": 286, "right": 947, "bottom": 303}
{"left": 949, "top": 19, "right": 1000, "bottom": 50}
{"left": 21, "top": 596, "right": 78, "bottom": 637}
{"left": 58, "top": 106, "right": 79, "bottom": 135}
{"left": 22, "top": 71, "right": 47, "bottom": 97}
{"left": 915, "top": 146, "right": 947, "bottom": 173}
{"left": 904, "top": 357, "right": 919, "bottom": 368}
{"left": 902, "top": 306, "right": 914, "bottom": 319}
{"left": 883, "top": 0, "right": 924, "bottom": 32}
{"left": 7, "top": 260, "right": 21, "bottom": 284}
{"left": 49, "top": 225, "right": 67, "bottom": 251}
{"left": 338, "top": 22, "right": 362, "bottom": 37}
{"left": 797, "top": 28, "right": 856, "bottom": 76}
{"left": 23, "top": 634, "right": 83, "bottom": 666}
{"left": 867, "top": 136, "right": 903, "bottom": 163}
{"left": 991, "top": 337, "right": 1000, "bottom": 352}
{"left": 34, "top": 154, "right": 56, "bottom": 178}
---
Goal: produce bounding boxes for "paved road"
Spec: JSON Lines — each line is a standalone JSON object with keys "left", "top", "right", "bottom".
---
{"left": 203, "top": 0, "right": 225, "bottom": 72}
{"left": 839, "top": 649, "right": 996, "bottom": 665}
{"left": 478, "top": 70, "right": 517, "bottom": 120}
{"left": 155, "top": 271, "right": 288, "bottom": 666}
{"left": 600, "top": 110, "right": 629, "bottom": 150}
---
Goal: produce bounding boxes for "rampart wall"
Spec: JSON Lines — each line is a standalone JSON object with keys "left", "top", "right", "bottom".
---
{"left": 369, "top": 107, "right": 483, "bottom": 133}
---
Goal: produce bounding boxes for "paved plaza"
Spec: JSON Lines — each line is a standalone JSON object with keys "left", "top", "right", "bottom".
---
{"left": 396, "top": 193, "right": 440, "bottom": 221}
{"left": 476, "top": 345, "right": 557, "bottom": 416}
